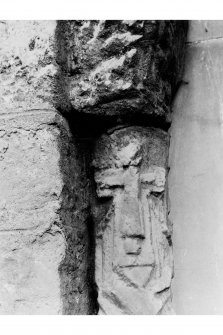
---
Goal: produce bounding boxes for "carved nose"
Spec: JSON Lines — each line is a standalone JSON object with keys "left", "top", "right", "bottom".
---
{"left": 121, "top": 194, "right": 145, "bottom": 242}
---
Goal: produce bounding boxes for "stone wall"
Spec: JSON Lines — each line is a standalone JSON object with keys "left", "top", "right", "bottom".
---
{"left": 0, "top": 20, "right": 188, "bottom": 314}
{"left": 0, "top": 21, "right": 95, "bottom": 315}
{"left": 169, "top": 20, "right": 223, "bottom": 314}
{"left": 0, "top": 110, "right": 94, "bottom": 314}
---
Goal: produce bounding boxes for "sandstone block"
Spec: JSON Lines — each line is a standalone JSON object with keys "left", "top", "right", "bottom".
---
{"left": 0, "top": 21, "right": 66, "bottom": 114}
{"left": 0, "top": 110, "right": 93, "bottom": 314}
{"left": 60, "top": 20, "right": 188, "bottom": 122}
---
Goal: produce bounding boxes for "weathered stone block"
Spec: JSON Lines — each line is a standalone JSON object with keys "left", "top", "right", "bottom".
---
{"left": 92, "top": 126, "right": 173, "bottom": 314}
{"left": 0, "top": 110, "right": 94, "bottom": 314}
{"left": 59, "top": 20, "right": 188, "bottom": 122}
{"left": 0, "top": 21, "right": 66, "bottom": 114}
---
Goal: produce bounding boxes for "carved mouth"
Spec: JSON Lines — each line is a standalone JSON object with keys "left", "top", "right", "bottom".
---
{"left": 125, "top": 248, "right": 142, "bottom": 255}
{"left": 118, "top": 263, "right": 153, "bottom": 268}
{"left": 114, "top": 254, "right": 155, "bottom": 268}
{"left": 123, "top": 236, "right": 144, "bottom": 256}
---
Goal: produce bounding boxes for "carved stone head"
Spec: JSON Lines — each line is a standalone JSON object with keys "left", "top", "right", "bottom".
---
{"left": 92, "top": 126, "right": 173, "bottom": 314}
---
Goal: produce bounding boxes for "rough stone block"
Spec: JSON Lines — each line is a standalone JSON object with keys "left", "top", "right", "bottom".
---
{"left": 0, "top": 21, "right": 66, "bottom": 114}
{"left": 0, "top": 110, "right": 94, "bottom": 314}
{"left": 59, "top": 20, "right": 188, "bottom": 122}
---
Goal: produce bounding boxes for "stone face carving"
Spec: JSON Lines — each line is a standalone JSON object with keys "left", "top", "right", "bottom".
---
{"left": 92, "top": 126, "right": 173, "bottom": 314}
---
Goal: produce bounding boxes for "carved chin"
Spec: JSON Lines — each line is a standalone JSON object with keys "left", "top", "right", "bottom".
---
{"left": 119, "top": 266, "right": 153, "bottom": 288}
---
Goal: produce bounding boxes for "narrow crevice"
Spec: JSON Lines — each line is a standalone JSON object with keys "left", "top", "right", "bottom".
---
{"left": 65, "top": 111, "right": 171, "bottom": 141}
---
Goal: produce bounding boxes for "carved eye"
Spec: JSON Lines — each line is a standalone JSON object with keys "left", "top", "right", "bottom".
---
{"left": 150, "top": 191, "right": 164, "bottom": 198}
{"left": 105, "top": 184, "right": 124, "bottom": 190}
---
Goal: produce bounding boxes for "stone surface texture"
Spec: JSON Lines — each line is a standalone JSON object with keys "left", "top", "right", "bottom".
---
{"left": 0, "top": 20, "right": 95, "bottom": 315}
{"left": 0, "top": 110, "right": 94, "bottom": 314}
{"left": 92, "top": 127, "right": 173, "bottom": 314}
{"left": 0, "top": 21, "right": 67, "bottom": 114}
{"left": 169, "top": 20, "right": 223, "bottom": 314}
{"left": 0, "top": 20, "right": 188, "bottom": 314}
{"left": 187, "top": 20, "right": 223, "bottom": 42}
{"left": 59, "top": 20, "right": 188, "bottom": 121}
